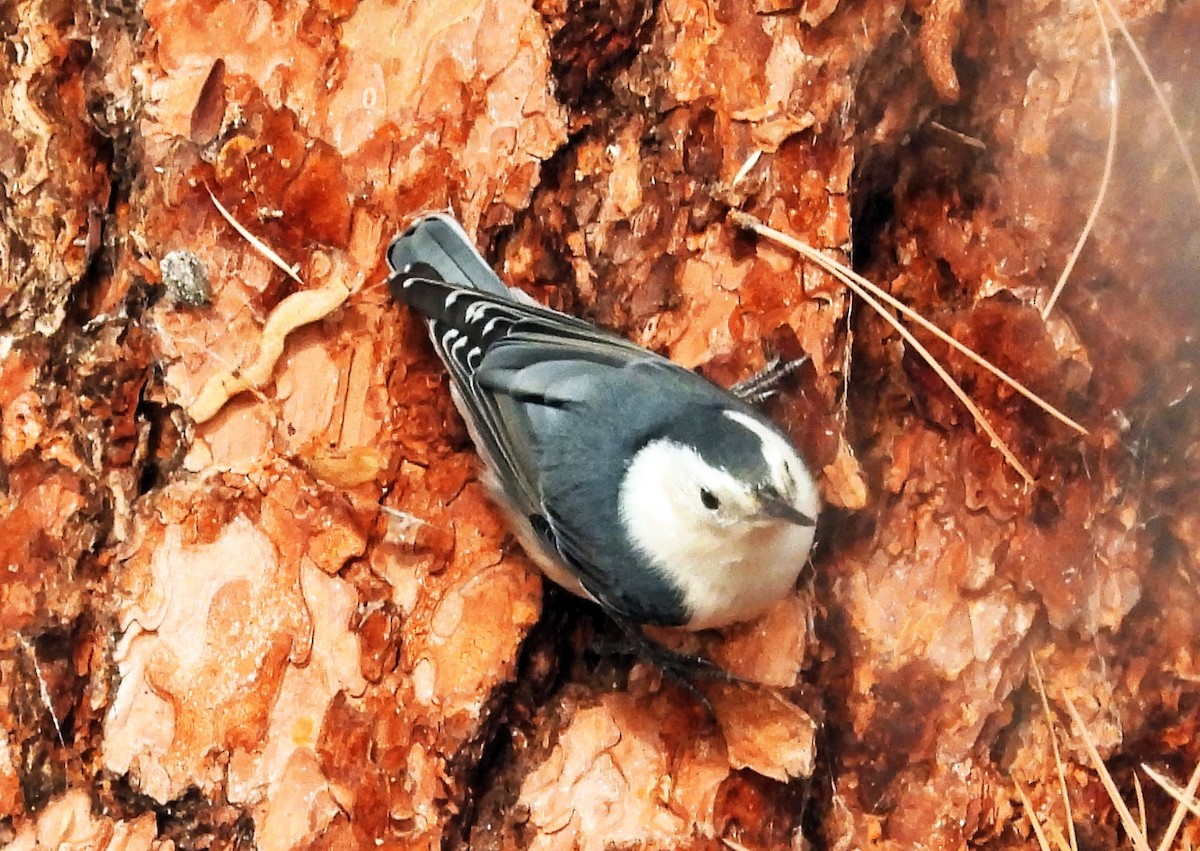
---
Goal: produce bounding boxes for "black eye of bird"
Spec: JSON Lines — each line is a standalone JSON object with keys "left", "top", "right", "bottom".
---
{"left": 700, "top": 488, "right": 720, "bottom": 510}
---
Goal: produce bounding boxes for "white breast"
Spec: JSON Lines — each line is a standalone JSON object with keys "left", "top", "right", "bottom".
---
{"left": 627, "top": 504, "right": 813, "bottom": 629}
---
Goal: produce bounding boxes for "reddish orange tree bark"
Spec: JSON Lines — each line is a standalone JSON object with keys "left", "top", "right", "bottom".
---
{"left": 2, "top": 0, "right": 1199, "bottom": 848}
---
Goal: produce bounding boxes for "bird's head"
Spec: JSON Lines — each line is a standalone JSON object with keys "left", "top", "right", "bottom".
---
{"left": 617, "top": 406, "right": 819, "bottom": 586}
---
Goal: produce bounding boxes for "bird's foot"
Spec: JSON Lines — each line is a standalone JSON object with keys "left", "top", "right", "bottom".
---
{"left": 729, "top": 355, "right": 809, "bottom": 404}
{"left": 589, "top": 619, "right": 753, "bottom": 716}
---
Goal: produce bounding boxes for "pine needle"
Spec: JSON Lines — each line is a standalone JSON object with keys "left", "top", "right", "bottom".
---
{"left": 1031, "top": 653, "right": 1080, "bottom": 851}
{"left": 731, "top": 211, "right": 1055, "bottom": 484}
{"left": 1100, "top": 0, "right": 1200, "bottom": 208}
{"left": 1015, "top": 776, "right": 1057, "bottom": 851}
{"left": 729, "top": 211, "right": 1087, "bottom": 434}
{"left": 1062, "top": 693, "right": 1152, "bottom": 851}
{"left": 1041, "top": 0, "right": 1119, "bottom": 318}
{"left": 17, "top": 635, "right": 64, "bottom": 748}
{"left": 732, "top": 150, "right": 764, "bottom": 188}
{"left": 1135, "top": 772, "right": 1148, "bottom": 848}
{"left": 1043, "top": 820, "right": 1075, "bottom": 851}
{"left": 1144, "top": 760, "right": 1200, "bottom": 851}
{"left": 208, "top": 188, "right": 304, "bottom": 284}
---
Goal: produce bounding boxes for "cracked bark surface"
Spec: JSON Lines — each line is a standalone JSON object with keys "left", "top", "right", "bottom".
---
{"left": 1, "top": 0, "right": 1199, "bottom": 848}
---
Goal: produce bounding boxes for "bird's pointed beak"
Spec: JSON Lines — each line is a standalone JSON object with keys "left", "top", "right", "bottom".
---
{"left": 758, "top": 493, "right": 815, "bottom": 527}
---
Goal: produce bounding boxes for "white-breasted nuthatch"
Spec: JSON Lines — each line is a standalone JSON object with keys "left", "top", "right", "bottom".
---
{"left": 386, "top": 213, "right": 819, "bottom": 630}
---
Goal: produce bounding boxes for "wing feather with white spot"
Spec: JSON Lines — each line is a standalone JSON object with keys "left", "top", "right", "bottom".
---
{"left": 390, "top": 273, "right": 661, "bottom": 519}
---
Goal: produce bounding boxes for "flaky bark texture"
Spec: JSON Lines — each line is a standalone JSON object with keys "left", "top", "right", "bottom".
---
{"left": 1, "top": 0, "right": 1198, "bottom": 848}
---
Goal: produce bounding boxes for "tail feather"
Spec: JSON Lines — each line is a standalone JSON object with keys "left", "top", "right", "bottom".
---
{"left": 390, "top": 275, "right": 467, "bottom": 329}
{"left": 386, "top": 213, "right": 508, "bottom": 298}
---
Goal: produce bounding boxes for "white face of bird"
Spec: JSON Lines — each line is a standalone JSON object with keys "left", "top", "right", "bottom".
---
{"left": 617, "top": 410, "right": 819, "bottom": 575}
